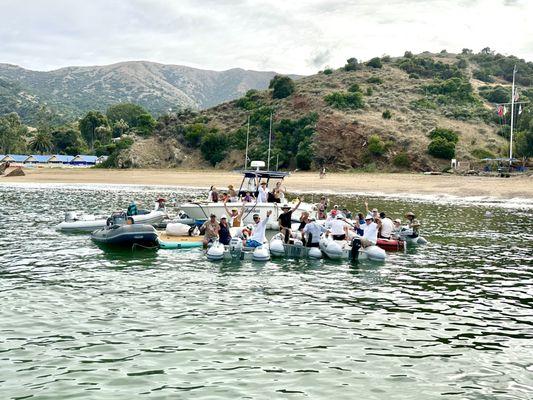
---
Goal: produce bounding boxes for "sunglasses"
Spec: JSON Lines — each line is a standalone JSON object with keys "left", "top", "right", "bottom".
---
{"left": 253, "top": 217, "right": 260, "bottom": 220}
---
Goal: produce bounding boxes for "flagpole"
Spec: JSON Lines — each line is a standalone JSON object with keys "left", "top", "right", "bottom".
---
{"left": 267, "top": 112, "right": 273, "bottom": 170}
{"left": 509, "top": 65, "right": 516, "bottom": 164}
{"left": 244, "top": 115, "right": 250, "bottom": 169}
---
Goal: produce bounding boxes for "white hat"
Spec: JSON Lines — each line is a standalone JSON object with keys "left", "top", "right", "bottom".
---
{"left": 220, "top": 215, "right": 228, "bottom": 220}
{"left": 394, "top": 218, "right": 401, "bottom": 223}
{"left": 336, "top": 214, "right": 344, "bottom": 219}
{"left": 365, "top": 214, "right": 373, "bottom": 220}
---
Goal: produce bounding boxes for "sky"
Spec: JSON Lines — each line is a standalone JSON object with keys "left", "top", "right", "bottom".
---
{"left": 1, "top": 0, "right": 532, "bottom": 75}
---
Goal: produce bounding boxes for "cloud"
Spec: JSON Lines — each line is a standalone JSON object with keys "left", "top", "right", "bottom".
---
{"left": 0, "top": 0, "right": 531, "bottom": 74}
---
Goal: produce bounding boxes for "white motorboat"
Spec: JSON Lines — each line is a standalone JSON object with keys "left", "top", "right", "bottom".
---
{"left": 398, "top": 228, "right": 428, "bottom": 245}
{"left": 206, "top": 237, "right": 270, "bottom": 262}
{"left": 178, "top": 165, "right": 317, "bottom": 229}
{"left": 269, "top": 234, "right": 322, "bottom": 259}
{"left": 57, "top": 210, "right": 166, "bottom": 232}
{"left": 319, "top": 236, "right": 386, "bottom": 261}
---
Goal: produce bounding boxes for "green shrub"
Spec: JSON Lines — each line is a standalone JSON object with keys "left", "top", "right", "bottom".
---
{"left": 392, "top": 152, "right": 410, "bottom": 168}
{"left": 382, "top": 110, "right": 392, "bottom": 119}
{"left": 367, "top": 57, "right": 383, "bottom": 69}
{"left": 324, "top": 91, "right": 364, "bottom": 109}
{"left": 344, "top": 57, "right": 359, "bottom": 71}
{"left": 366, "top": 87, "right": 373, "bottom": 96}
{"left": 235, "top": 90, "right": 263, "bottom": 110}
{"left": 323, "top": 68, "right": 333, "bottom": 75}
{"left": 471, "top": 148, "right": 495, "bottom": 159}
{"left": 200, "top": 132, "right": 228, "bottom": 166}
{"left": 404, "top": 51, "right": 413, "bottom": 58}
{"left": 269, "top": 75, "right": 295, "bottom": 99}
{"left": 368, "top": 134, "right": 385, "bottom": 156}
{"left": 381, "top": 55, "right": 392, "bottom": 63}
{"left": 184, "top": 123, "right": 209, "bottom": 147}
{"left": 429, "top": 127, "right": 459, "bottom": 143}
{"left": 478, "top": 85, "right": 510, "bottom": 103}
{"left": 367, "top": 76, "right": 383, "bottom": 84}
{"left": 456, "top": 58, "right": 468, "bottom": 69}
{"left": 410, "top": 98, "right": 437, "bottom": 110}
{"left": 409, "top": 73, "right": 420, "bottom": 79}
{"left": 347, "top": 83, "right": 361, "bottom": 93}
{"left": 428, "top": 137, "right": 455, "bottom": 159}
{"left": 397, "top": 56, "right": 463, "bottom": 79}
{"left": 424, "top": 77, "right": 476, "bottom": 102}
{"left": 473, "top": 69, "right": 495, "bottom": 83}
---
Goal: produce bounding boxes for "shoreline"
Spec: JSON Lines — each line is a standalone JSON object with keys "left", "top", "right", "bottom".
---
{"left": 1, "top": 168, "right": 532, "bottom": 204}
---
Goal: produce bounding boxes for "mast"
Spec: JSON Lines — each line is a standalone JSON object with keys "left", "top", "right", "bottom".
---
{"left": 509, "top": 65, "right": 517, "bottom": 164}
{"left": 244, "top": 115, "right": 250, "bottom": 169}
{"left": 267, "top": 112, "right": 273, "bottom": 170}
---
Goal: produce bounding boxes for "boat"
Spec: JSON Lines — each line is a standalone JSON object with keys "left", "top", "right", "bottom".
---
{"left": 376, "top": 238, "right": 405, "bottom": 251}
{"left": 269, "top": 234, "right": 322, "bottom": 259}
{"left": 91, "top": 212, "right": 158, "bottom": 248}
{"left": 57, "top": 209, "right": 166, "bottom": 232}
{"left": 206, "top": 238, "right": 270, "bottom": 261}
{"left": 398, "top": 229, "right": 428, "bottom": 245}
{"left": 177, "top": 161, "right": 318, "bottom": 229}
{"left": 157, "top": 231, "right": 204, "bottom": 250}
{"left": 319, "top": 236, "right": 386, "bottom": 261}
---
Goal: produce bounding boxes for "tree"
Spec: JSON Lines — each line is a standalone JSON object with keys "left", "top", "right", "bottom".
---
{"left": 0, "top": 112, "right": 27, "bottom": 153}
{"left": 480, "top": 47, "right": 494, "bottom": 55}
{"left": 269, "top": 75, "right": 295, "bottom": 99}
{"left": 366, "top": 57, "right": 383, "bottom": 69}
{"left": 79, "top": 111, "right": 108, "bottom": 149}
{"left": 95, "top": 125, "right": 112, "bottom": 144}
{"left": 428, "top": 137, "right": 456, "bottom": 159}
{"left": 429, "top": 128, "right": 459, "bottom": 143}
{"left": 106, "top": 103, "right": 148, "bottom": 127}
{"left": 461, "top": 48, "right": 473, "bottom": 55}
{"left": 112, "top": 119, "right": 129, "bottom": 138}
{"left": 200, "top": 131, "right": 228, "bottom": 166}
{"left": 135, "top": 113, "right": 156, "bottom": 136}
{"left": 52, "top": 128, "right": 87, "bottom": 155}
{"left": 29, "top": 132, "right": 53, "bottom": 154}
{"left": 344, "top": 58, "right": 359, "bottom": 71}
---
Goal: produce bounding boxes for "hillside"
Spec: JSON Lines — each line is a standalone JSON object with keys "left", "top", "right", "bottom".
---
{"left": 131, "top": 50, "right": 532, "bottom": 172}
{"left": 0, "top": 61, "right": 297, "bottom": 124}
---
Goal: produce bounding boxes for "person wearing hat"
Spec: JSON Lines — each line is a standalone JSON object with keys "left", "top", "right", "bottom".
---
{"left": 257, "top": 181, "right": 269, "bottom": 203}
{"left": 391, "top": 218, "right": 403, "bottom": 238}
{"left": 223, "top": 198, "right": 245, "bottom": 227}
{"left": 364, "top": 200, "right": 379, "bottom": 220}
{"left": 201, "top": 214, "right": 220, "bottom": 248}
{"left": 218, "top": 215, "right": 232, "bottom": 245}
{"left": 278, "top": 197, "right": 303, "bottom": 243}
{"left": 154, "top": 198, "right": 166, "bottom": 211}
{"left": 354, "top": 214, "right": 381, "bottom": 247}
{"left": 405, "top": 212, "right": 421, "bottom": 238}
{"left": 246, "top": 210, "right": 272, "bottom": 247}
{"left": 342, "top": 208, "right": 353, "bottom": 220}
{"left": 325, "top": 213, "right": 349, "bottom": 240}
{"left": 303, "top": 217, "right": 327, "bottom": 247}
{"left": 378, "top": 211, "right": 394, "bottom": 239}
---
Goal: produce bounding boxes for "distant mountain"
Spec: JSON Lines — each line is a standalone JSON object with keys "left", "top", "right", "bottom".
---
{"left": 0, "top": 61, "right": 300, "bottom": 123}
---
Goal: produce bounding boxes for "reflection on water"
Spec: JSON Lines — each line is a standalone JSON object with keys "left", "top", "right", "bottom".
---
{"left": 0, "top": 184, "right": 532, "bottom": 399}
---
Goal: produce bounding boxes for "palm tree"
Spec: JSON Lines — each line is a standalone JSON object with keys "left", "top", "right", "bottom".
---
{"left": 29, "top": 132, "right": 53, "bottom": 154}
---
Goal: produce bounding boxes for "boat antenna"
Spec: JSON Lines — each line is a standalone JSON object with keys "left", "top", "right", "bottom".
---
{"left": 244, "top": 114, "right": 250, "bottom": 170}
{"left": 509, "top": 64, "right": 517, "bottom": 165}
{"left": 267, "top": 111, "right": 273, "bottom": 170}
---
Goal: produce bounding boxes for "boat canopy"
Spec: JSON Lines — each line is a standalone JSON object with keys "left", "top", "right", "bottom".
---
{"left": 238, "top": 169, "right": 290, "bottom": 179}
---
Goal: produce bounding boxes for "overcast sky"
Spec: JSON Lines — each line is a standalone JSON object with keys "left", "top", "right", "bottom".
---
{"left": 1, "top": 0, "right": 531, "bottom": 74}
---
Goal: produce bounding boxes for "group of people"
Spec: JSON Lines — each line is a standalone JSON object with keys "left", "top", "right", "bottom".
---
{"left": 207, "top": 180, "right": 287, "bottom": 204}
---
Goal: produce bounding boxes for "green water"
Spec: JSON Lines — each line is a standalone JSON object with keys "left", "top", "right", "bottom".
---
{"left": 1, "top": 184, "right": 532, "bottom": 399}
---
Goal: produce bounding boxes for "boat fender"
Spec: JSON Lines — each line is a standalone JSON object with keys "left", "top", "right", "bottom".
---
{"left": 351, "top": 238, "right": 361, "bottom": 261}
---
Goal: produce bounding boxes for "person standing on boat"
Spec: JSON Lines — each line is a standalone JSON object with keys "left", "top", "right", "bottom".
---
{"left": 208, "top": 186, "right": 219, "bottom": 203}
{"left": 317, "top": 196, "right": 328, "bottom": 220}
{"left": 223, "top": 198, "right": 245, "bottom": 228}
{"left": 218, "top": 215, "right": 232, "bottom": 245}
{"left": 201, "top": 214, "right": 220, "bottom": 248}
{"left": 326, "top": 214, "right": 349, "bottom": 240}
{"left": 302, "top": 217, "right": 326, "bottom": 247}
{"left": 257, "top": 181, "right": 269, "bottom": 203}
{"left": 298, "top": 211, "right": 310, "bottom": 246}
{"left": 272, "top": 181, "right": 286, "bottom": 203}
{"left": 405, "top": 212, "right": 421, "bottom": 238}
{"left": 278, "top": 197, "right": 303, "bottom": 244}
{"left": 246, "top": 210, "right": 272, "bottom": 248}
{"left": 378, "top": 211, "right": 394, "bottom": 239}
{"left": 127, "top": 201, "right": 138, "bottom": 216}
{"left": 228, "top": 185, "right": 238, "bottom": 202}
{"left": 355, "top": 214, "right": 381, "bottom": 247}
{"left": 364, "top": 200, "right": 379, "bottom": 219}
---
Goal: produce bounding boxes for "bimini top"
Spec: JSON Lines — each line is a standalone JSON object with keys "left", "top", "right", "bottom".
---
{"left": 238, "top": 169, "right": 290, "bottom": 179}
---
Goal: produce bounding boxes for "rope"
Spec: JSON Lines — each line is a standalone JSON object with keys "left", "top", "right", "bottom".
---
{"left": 132, "top": 243, "right": 159, "bottom": 251}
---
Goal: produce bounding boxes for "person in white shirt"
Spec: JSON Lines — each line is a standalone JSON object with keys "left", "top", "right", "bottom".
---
{"left": 257, "top": 181, "right": 269, "bottom": 203}
{"left": 378, "top": 212, "right": 394, "bottom": 239}
{"left": 303, "top": 218, "right": 327, "bottom": 247}
{"left": 356, "top": 214, "right": 381, "bottom": 247}
{"left": 326, "top": 214, "right": 349, "bottom": 240}
{"left": 246, "top": 210, "right": 272, "bottom": 247}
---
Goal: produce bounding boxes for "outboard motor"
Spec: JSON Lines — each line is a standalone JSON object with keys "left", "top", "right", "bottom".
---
{"left": 351, "top": 238, "right": 361, "bottom": 261}
{"left": 64, "top": 211, "right": 78, "bottom": 222}
{"left": 229, "top": 237, "right": 243, "bottom": 258}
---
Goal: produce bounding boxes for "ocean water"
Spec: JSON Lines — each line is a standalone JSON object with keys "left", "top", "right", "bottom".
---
{"left": 1, "top": 184, "right": 532, "bottom": 399}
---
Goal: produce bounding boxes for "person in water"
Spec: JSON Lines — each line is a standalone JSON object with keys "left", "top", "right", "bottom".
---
{"left": 223, "top": 198, "right": 245, "bottom": 227}
{"left": 201, "top": 214, "right": 220, "bottom": 248}
{"left": 218, "top": 215, "right": 232, "bottom": 245}
{"left": 127, "top": 201, "right": 138, "bottom": 216}
{"left": 278, "top": 197, "right": 303, "bottom": 244}
{"left": 405, "top": 212, "right": 421, "bottom": 238}
{"left": 246, "top": 210, "right": 272, "bottom": 248}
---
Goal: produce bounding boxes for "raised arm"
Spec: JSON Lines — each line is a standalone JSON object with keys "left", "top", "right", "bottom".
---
{"left": 291, "top": 196, "right": 303, "bottom": 212}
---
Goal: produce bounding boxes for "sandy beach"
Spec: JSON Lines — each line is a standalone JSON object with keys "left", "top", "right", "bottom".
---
{"left": 2, "top": 167, "right": 532, "bottom": 200}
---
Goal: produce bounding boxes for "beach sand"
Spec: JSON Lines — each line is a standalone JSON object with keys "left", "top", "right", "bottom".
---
{"left": 2, "top": 167, "right": 532, "bottom": 200}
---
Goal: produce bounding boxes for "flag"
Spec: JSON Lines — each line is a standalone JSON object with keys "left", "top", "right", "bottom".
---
{"left": 513, "top": 89, "right": 519, "bottom": 102}
{"left": 503, "top": 105, "right": 508, "bottom": 115}
{"left": 497, "top": 105, "right": 503, "bottom": 117}
{"left": 518, "top": 104, "right": 522, "bottom": 115}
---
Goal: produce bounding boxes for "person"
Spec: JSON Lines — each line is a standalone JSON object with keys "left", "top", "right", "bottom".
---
{"left": 127, "top": 201, "right": 138, "bottom": 216}
{"left": 278, "top": 197, "right": 303, "bottom": 243}
{"left": 257, "top": 181, "right": 269, "bottom": 203}
{"left": 154, "top": 198, "right": 166, "bottom": 211}
{"left": 298, "top": 211, "right": 310, "bottom": 245}
{"left": 224, "top": 198, "right": 245, "bottom": 227}
{"left": 126, "top": 217, "right": 134, "bottom": 225}
{"left": 208, "top": 186, "right": 219, "bottom": 203}
{"left": 246, "top": 210, "right": 272, "bottom": 248}
{"left": 319, "top": 166, "right": 326, "bottom": 179}
{"left": 201, "top": 214, "right": 220, "bottom": 248}
{"left": 357, "top": 212, "right": 365, "bottom": 224}
{"left": 242, "top": 191, "right": 255, "bottom": 203}
{"left": 364, "top": 200, "right": 379, "bottom": 219}
{"left": 328, "top": 205, "right": 341, "bottom": 220}
{"left": 302, "top": 217, "right": 326, "bottom": 247}
{"left": 342, "top": 208, "right": 353, "bottom": 219}
{"left": 228, "top": 185, "right": 238, "bottom": 202}
{"left": 317, "top": 196, "right": 328, "bottom": 220}
{"left": 355, "top": 214, "right": 381, "bottom": 248}
{"left": 405, "top": 212, "right": 421, "bottom": 238}
{"left": 218, "top": 215, "right": 232, "bottom": 245}
{"left": 391, "top": 218, "right": 402, "bottom": 238}
{"left": 326, "top": 214, "right": 349, "bottom": 240}
{"left": 220, "top": 192, "right": 229, "bottom": 202}
{"left": 272, "top": 181, "right": 286, "bottom": 203}
{"left": 378, "top": 211, "right": 394, "bottom": 239}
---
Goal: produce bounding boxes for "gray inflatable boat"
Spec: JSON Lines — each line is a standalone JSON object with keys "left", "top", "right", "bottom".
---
{"left": 91, "top": 212, "right": 158, "bottom": 247}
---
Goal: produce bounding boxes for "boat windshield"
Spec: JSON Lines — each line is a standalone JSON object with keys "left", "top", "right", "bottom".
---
{"left": 236, "top": 170, "right": 290, "bottom": 197}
